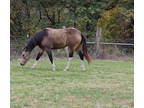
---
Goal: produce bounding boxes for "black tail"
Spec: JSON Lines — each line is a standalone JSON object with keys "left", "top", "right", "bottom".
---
{"left": 81, "top": 33, "right": 92, "bottom": 63}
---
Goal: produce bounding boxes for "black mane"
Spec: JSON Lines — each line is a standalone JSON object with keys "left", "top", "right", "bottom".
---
{"left": 25, "top": 29, "right": 48, "bottom": 51}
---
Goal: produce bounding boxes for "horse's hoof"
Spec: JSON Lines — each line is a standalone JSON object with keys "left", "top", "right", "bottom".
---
{"left": 82, "top": 68, "right": 86, "bottom": 71}
{"left": 31, "top": 66, "right": 35, "bottom": 69}
{"left": 82, "top": 69, "right": 86, "bottom": 71}
{"left": 64, "top": 69, "right": 67, "bottom": 72}
{"left": 81, "top": 66, "right": 86, "bottom": 71}
{"left": 52, "top": 69, "right": 56, "bottom": 72}
{"left": 31, "top": 63, "right": 37, "bottom": 69}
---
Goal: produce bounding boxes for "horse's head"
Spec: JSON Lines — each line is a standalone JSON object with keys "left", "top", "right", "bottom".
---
{"left": 20, "top": 47, "right": 31, "bottom": 66}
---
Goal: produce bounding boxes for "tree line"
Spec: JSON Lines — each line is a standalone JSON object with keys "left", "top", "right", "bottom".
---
{"left": 11, "top": 0, "right": 133, "bottom": 43}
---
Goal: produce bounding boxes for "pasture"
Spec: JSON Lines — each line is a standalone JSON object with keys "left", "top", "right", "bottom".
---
{"left": 11, "top": 59, "right": 133, "bottom": 108}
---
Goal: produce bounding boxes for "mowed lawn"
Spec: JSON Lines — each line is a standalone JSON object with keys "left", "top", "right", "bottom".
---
{"left": 11, "top": 59, "right": 133, "bottom": 108}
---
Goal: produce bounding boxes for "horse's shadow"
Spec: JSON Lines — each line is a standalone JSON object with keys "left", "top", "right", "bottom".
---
{"left": 22, "top": 66, "right": 56, "bottom": 72}
{"left": 19, "top": 66, "right": 86, "bottom": 73}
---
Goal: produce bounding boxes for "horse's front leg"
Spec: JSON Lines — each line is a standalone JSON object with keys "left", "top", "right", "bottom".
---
{"left": 46, "top": 48, "right": 56, "bottom": 71}
{"left": 32, "top": 50, "right": 44, "bottom": 68}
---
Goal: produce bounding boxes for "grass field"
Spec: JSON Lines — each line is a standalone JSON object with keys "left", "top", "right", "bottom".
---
{"left": 11, "top": 59, "right": 133, "bottom": 108}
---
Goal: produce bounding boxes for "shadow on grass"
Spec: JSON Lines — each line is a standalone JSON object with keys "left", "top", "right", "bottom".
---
{"left": 19, "top": 66, "right": 87, "bottom": 73}
{"left": 23, "top": 67, "right": 52, "bottom": 71}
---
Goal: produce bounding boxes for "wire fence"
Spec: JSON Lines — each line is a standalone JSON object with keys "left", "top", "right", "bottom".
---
{"left": 87, "top": 42, "right": 133, "bottom": 60}
{"left": 87, "top": 42, "right": 134, "bottom": 46}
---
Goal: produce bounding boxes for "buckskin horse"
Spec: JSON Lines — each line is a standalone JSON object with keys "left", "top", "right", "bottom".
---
{"left": 19, "top": 27, "right": 92, "bottom": 71}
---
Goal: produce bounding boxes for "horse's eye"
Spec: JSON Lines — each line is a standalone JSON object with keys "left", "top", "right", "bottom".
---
{"left": 22, "top": 54, "right": 25, "bottom": 57}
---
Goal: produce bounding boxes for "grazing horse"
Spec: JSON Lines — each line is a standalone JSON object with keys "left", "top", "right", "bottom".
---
{"left": 20, "top": 27, "right": 92, "bottom": 71}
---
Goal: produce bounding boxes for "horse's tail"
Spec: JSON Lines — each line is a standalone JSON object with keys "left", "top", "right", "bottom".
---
{"left": 81, "top": 33, "right": 92, "bottom": 63}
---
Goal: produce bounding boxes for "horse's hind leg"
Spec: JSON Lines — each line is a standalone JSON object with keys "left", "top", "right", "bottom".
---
{"left": 46, "top": 48, "right": 56, "bottom": 71}
{"left": 78, "top": 50, "right": 86, "bottom": 71}
{"left": 64, "top": 49, "right": 74, "bottom": 71}
{"left": 64, "top": 46, "right": 69, "bottom": 59}
{"left": 32, "top": 49, "right": 44, "bottom": 68}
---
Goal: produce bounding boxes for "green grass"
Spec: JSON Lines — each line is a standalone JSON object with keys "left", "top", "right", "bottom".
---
{"left": 11, "top": 59, "right": 133, "bottom": 108}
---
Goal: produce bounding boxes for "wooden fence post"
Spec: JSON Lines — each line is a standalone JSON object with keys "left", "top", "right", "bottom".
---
{"left": 94, "top": 27, "right": 102, "bottom": 58}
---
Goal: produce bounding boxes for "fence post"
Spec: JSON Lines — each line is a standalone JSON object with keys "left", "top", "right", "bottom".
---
{"left": 94, "top": 27, "right": 102, "bottom": 58}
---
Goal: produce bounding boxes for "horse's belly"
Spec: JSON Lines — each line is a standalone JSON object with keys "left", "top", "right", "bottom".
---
{"left": 52, "top": 39, "right": 67, "bottom": 49}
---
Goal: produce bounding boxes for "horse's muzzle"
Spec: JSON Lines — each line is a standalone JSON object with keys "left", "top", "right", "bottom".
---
{"left": 20, "top": 63, "right": 24, "bottom": 66}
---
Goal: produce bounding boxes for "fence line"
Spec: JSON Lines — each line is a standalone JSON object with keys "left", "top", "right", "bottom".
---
{"left": 10, "top": 41, "right": 134, "bottom": 46}
{"left": 87, "top": 42, "right": 134, "bottom": 46}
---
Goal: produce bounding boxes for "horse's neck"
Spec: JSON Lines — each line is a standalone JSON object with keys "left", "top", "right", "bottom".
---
{"left": 27, "top": 37, "right": 38, "bottom": 51}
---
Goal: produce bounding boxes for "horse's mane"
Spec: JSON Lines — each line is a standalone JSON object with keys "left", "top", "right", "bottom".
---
{"left": 25, "top": 29, "right": 48, "bottom": 51}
